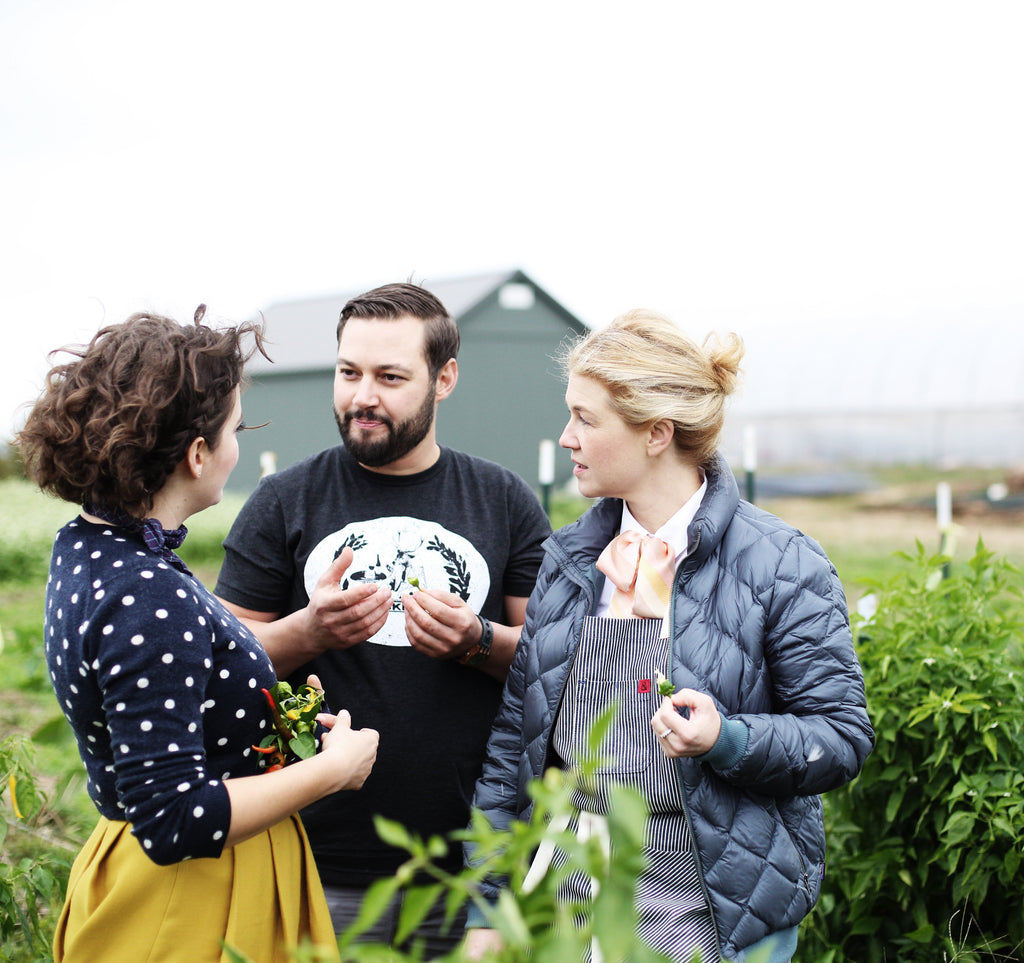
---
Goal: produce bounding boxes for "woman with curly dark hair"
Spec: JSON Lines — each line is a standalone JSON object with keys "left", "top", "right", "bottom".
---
{"left": 17, "top": 307, "right": 379, "bottom": 963}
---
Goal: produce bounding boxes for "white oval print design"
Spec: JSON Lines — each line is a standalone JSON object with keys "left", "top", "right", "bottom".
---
{"left": 303, "top": 517, "right": 490, "bottom": 647}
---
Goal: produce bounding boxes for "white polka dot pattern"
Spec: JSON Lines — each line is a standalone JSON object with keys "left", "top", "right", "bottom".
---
{"left": 44, "top": 518, "right": 278, "bottom": 865}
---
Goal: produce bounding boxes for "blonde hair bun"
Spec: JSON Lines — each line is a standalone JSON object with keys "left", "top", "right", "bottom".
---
{"left": 561, "top": 309, "right": 744, "bottom": 467}
{"left": 702, "top": 331, "right": 745, "bottom": 396}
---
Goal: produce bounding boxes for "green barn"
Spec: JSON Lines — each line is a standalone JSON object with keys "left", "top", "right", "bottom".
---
{"left": 233, "top": 269, "right": 590, "bottom": 493}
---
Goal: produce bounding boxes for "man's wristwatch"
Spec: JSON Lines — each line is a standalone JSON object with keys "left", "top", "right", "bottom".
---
{"left": 460, "top": 615, "right": 493, "bottom": 666}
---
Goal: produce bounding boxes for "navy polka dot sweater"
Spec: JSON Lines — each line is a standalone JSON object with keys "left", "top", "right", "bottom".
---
{"left": 44, "top": 518, "right": 277, "bottom": 865}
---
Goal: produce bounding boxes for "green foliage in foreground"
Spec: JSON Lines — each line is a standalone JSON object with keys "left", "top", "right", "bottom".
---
{"left": 242, "top": 542, "right": 1024, "bottom": 963}
{"left": 1, "top": 737, "right": 72, "bottom": 962}
{"left": 229, "top": 705, "right": 751, "bottom": 963}
{"left": 804, "top": 541, "right": 1024, "bottom": 963}
{"left": 342, "top": 706, "right": 669, "bottom": 963}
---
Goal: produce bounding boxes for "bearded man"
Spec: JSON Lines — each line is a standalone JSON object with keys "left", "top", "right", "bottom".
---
{"left": 216, "top": 282, "right": 551, "bottom": 957}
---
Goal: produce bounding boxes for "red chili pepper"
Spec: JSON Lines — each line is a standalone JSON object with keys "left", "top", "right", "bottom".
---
{"left": 252, "top": 744, "right": 286, "bottom": 770}
{"left": 262, "top": 687, "right": 296, "bottom": 743}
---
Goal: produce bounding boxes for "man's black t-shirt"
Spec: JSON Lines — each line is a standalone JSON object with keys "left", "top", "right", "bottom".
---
{"left": 216, "top": 445, "right": 551, "bottom": 884}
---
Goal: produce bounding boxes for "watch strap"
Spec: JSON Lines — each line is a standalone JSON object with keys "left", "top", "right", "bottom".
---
{"left": 460, "top": 615, "right": 493, "bottom": 666}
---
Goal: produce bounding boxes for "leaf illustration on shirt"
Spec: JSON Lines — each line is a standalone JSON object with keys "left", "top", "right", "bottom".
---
{"left": 426, "top": 536, "right": 471, "bottom": 600}
{"left": 332, "top": 533, "right": 368, "bottom": 561}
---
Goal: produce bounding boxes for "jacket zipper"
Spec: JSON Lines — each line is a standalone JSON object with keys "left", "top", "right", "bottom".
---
{"left": 666, "top": 527, "right": 723, "bottom": 952}
{"left": 533, "top": 543, "right": 595, "bottom": 781}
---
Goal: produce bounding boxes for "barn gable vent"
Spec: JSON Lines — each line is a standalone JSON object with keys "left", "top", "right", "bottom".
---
{"left": 498, "top": 283, "right": 535, "bottom": 310}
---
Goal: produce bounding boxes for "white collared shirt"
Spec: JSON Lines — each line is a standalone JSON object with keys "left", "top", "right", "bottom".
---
{"left": 595, "top": 472, "right": 708, "bottom": 617}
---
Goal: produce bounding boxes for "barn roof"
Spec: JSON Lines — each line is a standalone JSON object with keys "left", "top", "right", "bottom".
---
{"left": 249, "top": 269, "right": 568, "bottom": 374}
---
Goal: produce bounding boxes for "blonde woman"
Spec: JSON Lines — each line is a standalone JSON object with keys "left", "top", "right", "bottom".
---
{"left": 17, "top": 310, "right": 379, "bottom": 962}
{"left": 466, "top": 311, "right": 873, "bottom": 963}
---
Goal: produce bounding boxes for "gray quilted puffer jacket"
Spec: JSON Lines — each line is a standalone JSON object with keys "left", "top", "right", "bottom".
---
{"left": 468, "top": 455, "right": 874, "bottom": 959}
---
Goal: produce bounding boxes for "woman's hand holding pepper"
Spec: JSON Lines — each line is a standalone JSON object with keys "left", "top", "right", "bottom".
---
{"left": 650, "top": 688, "right": 722, "bottom": 758}
{"left": 317, "top": 709, "right": 379, "bottom": 792}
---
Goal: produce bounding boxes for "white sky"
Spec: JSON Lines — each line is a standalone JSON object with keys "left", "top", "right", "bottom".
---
{"left": 2, "top": 0, "right": 1022, "bottom": 439}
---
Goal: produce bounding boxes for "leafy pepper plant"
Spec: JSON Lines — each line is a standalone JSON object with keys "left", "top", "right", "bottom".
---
{"left": 803, "top": 539, "right": 1024, "bottom": 963}
{"left": 254, "top": 681, "right": 325, "bottom": 771}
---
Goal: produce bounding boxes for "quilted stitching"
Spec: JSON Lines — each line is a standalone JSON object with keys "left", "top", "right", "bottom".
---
{"left": 471, "top": 455, "right": 873, "bottom": 958}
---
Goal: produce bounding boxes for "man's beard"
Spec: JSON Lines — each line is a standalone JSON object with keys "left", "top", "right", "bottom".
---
{"left": 334, "top": 384, "right": 436, "bottom": 468}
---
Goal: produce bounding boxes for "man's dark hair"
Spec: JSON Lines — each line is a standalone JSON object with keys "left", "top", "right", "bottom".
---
{"left": 337, "top": 283, "right": 460, "bottom": 378}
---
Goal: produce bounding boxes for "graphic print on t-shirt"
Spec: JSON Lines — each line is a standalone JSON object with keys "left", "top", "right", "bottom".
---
{"left": 303, "top": 516, "right": 491, "bottom": 647}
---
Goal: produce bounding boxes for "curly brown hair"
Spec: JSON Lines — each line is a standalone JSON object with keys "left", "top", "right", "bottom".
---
{"left": 16, "top": 306, "right": 268, "bottom": 515}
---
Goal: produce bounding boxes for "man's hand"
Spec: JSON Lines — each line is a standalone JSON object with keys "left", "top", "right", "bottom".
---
{"left": 302, "top": 547, "right": 393, "bottom": 652}
{"left": 219, "top": 548, "right": 395, "bottom": 678}
{"left": 401, "top": 589, "right": 481, "bottom": 660}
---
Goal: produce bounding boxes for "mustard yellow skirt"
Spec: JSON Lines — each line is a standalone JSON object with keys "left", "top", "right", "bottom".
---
{"left": 54, "top": 814, "right": 340, "bottom": 963}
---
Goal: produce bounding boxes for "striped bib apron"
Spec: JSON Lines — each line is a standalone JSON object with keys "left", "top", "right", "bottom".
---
{"left": 551, "top": 615, "right": 720, "bottom": 963}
